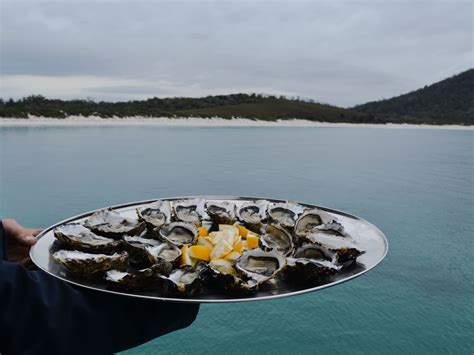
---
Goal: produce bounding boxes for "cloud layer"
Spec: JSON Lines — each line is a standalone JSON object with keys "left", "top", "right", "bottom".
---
{"left": 1, "top": 0, "right": 472, "bottom": 106}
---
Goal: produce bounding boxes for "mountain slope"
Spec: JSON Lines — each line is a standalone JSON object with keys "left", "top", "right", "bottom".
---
{"left": 354, "top": 69, "right": 474, "bottom": 124}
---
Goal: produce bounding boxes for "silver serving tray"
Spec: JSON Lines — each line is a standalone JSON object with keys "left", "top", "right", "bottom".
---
{"left": 30, "top": 196, "right": 388, "bottom": 303}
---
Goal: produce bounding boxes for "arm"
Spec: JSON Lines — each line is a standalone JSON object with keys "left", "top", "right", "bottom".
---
{"left": 0, "top": 221, "right": 199, "bottom": 355}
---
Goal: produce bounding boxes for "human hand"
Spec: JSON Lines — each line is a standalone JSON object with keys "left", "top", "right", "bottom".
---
{"left": 2, "top": 218, "right": 42, "bottom": 266}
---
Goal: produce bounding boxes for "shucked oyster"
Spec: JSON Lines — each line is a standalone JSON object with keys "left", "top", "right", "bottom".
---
{"left": 136, "top": 200, "right": 171, "bottom": 229}
{"left": 172, "top": 199, "right": 207, "bottom": 226}
{"left": 205, "top": 201, "right": 236, "bottom": 225}
{"left": 294, "top": 208, "right": 341, "bottom": 237}
{"left": 159, "top": 264, "right": 206, "bottom": 295}
{"left": 267, "top": 201, "right": 304, "bottom": 228}
{"left": 305, "top": 233, "right": 363, "bottom": 267}
{"left": 52, "top": 250, "right": 128, "bottom": 277}
{"left": 84, "top": 208, "right": 145, "bottom": 239}
{"left": 145, "top": 242, "right": 182, "bottom": 266}
{"left": 260, "top": 224, "right": 294, "bottom": 256}
{"left": 237, "top": 200, "right": 268, "bottom": 231}
{"left": 236, "top": 248, "right": 286, "bottom": 284}
{"left": 122, "top": 231, "right": 162, "bottom": 264}
{"left": 54, "top": 223, "right": 120, "bottom": 253}
{"left": 106, "top": 263, "right": 172, "bottom": 290}
{"left": 156, "top": 222, "right": 197, "bottom": 246}
{"left": 206, "top": 259, "right": 258, "bottom": 294}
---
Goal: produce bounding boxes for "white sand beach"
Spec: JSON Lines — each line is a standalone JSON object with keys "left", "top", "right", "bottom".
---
{"left": 0, "top": 116, "right": 472, "bottom": 129}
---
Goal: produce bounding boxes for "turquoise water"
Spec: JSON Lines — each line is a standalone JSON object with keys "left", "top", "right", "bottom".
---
{"left": 0, "top": 126, "right": 473, "bottom": 354}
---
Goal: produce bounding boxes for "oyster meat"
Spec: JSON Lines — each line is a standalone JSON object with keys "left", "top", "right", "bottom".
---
{"left": 136, "top": 200, "right": 171, "bottom": 229}
{"left": 236, "top": 200, "right": 268, "bottom": 231}
{"left": 172, "top": 199, "right": 207, "bottom": 226}
{"left": 156, "top": 222, "right": 197, "bottom": 246}
{"left": 260, "top": 224, "right": 294, "bottom": 256}
{"left": 267, "top": 201, "right": 304, "bottom": 228}
{"left": 294, "top": 208, "right": 340, "bottom": 237}
{"left": 123, "top": 232, "right": 162, "bottom": 264}
{"left": 54, "top": 223, "right": 119, "bottom": 253}
{"left": 160, "top": 264, "right": 206, "bottom": 295}
{"left": 236, "top": 248, "right": 286, "bottom": 284}
{"left": 145, "top": 242, "right": 182, "bottom": 266}
{"left": 205, "top": 201, "right": 236, "bottom": 225}
{"left": 84, "top": 208, "right": 145, "bottom": 239}
{"left": 305, "top": 233, "right": 364, "bottom": 267}
{"left": 52, "top": 250, "right": 128, "bottom": 277}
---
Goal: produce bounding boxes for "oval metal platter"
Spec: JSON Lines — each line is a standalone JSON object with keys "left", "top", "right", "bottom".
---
{"left": 30, "top": 196, "right": 388, "bottom": 303}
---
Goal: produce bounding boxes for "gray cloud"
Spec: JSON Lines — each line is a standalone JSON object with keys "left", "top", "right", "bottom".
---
{"left": 1, "top": 0, "right": 472, "bottom": 106}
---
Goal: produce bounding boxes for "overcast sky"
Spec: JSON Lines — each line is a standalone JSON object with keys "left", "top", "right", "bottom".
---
{"left": 1, "top": 0, "right": 472, "bottom": 107}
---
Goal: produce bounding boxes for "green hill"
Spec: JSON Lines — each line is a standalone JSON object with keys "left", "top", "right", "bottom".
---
{"left": 354, "top": 69, "right": 474, "bottom": 125}
{"left": 0, "top": 94, "right": 378, "bottom": 123}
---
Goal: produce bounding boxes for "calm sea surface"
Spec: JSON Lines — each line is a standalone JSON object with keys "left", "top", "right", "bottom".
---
{"left": 0, "top": 125, "right": 473, "bottom": 354}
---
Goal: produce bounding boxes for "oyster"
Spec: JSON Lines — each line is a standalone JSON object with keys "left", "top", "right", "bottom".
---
{"left": 236, "top": 248, "right": 286, "bottom": 284}
{"left": 54, "top": 223, "right": 120, "bottom": 253}
{"left": 136, "top": 200, "right": 171, "bottom": 229}
{"left": 172, "top": 199, "right": 207, "bottom": 226}
{"left": 52, "top": 250, "right": 128, "bottom": 277}
{"left": 236, "top": 200, "right": 268, "bottom": 231}
{"left": 160, "top": 264, "right": 206, "bottom": 295}
{"left": 205, "top": 201, "right": 236, "bottom": 224}
{"left": 84, "top": 208, "right": 145, "bottom": 239}
{"left": 122, "top": 231, "right": 162, "bottom": 264}
{"left": 260, "top": 224, "right": 294, "bottom": 256}
{"left": 156, "top": 222, "right": 197, "bottom": 246}
{"left": 267, "top": 201, "right": 304, "bottom": 228}
{"left": 206, "top": 259, "right": 258, "bottom": 294}
{"left": 106, "top": 264, "right": 171, "bottom": 290}
{"left": 305, "top": 233, "right": 364, "bottom": 267}
{"left": 145, "top": 242, "right": 182, "bottom": 266}
{"left": 294, "top": 208, "right": 341, "bottom": 237}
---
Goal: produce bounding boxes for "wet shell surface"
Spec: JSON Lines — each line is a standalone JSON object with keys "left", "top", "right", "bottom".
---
{"left": 84, "top": 208, "right": 145, "bottom": 238}
{"left": 136, "top": 200, "right": 171, "bottom": 229}
{"left": 294, "top": 208, "right": 340, "bottom": 237}
{"left": 54, "top": 223, "right": 119, "bottom": 253}
{"left": 205, "top": 201, "right": 236, "bottom": 224}
{"left": 156, "top": 222, "right": 197, "bottom": 246}
{"left": 267, "top": 201, "right": 304, "bottom": 228}
{"left": 106, "top": 266, "right": 166, "bottom": 290}
{"left": 172, "top": 199, "right": 207, "bottom": 225}
{"left": 260, "top": 224, "right": 294, "bottom": 256}
{"left": 237, "top": 200, "right": 268, "bottom": 230}
{"left": 236, "top": 248, "right": 286, "bottom": 283}
{"left": 52, "top": 250, "right": 129, "bottom": 277}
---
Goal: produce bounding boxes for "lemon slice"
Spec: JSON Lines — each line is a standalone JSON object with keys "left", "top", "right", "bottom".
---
{"left": 210, "top": 239, "right": 233, "bottom": 260}
{"left": 188, "top": 245, "right": 211, "bottom": 261}
{"left": 233, "top": 240, "right": 244, "bottom": 253}
{"left": 180, "top": 245, "right": 194, "bottom": 266}
{"left": 197, "top": 237, "right": 214, "bottom": 249}
{"left": 198, "top": 226, "right": 208, "bottom": 237}
{"left": 219, "top": 224, "right": 239, "bottom": 236}
{"left": 246, "top": 235, "right": 259, "bottom": 249}
{"left": 224, "top": 251, "right": 241, "bottom": 262}
{"left": 209, "top": 258, "right": 236, "bottom": 275}
{"left": 237, "top": 225, "right": 249, "bottom": 238}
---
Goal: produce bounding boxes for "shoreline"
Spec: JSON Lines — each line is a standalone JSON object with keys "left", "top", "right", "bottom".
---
{"left": 0, "top": 116, "right": 472, "bottom": 130}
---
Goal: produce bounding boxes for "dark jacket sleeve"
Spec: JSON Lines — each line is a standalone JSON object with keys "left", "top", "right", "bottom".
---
{"left": 0, "top": 222, "right": 199, "bottom": 355}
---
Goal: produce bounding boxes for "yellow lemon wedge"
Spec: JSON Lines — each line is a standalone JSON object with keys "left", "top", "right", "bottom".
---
{"left": 246, "top": 235, "right": 260, "bottom": 249}
{"left": 209, "top": 258, "right": 236, "bottom": 275}
{"left": 233, "top": 240, "right": 244, "bottom": 253}
{"left": 210, "top": 239, "right": 234, "bottom": 260}
{"left": 237, "top": 225, "right": 249, "bottom": 238}
{"left": 219, "top": 224, "right": 239, "bottom": 236}
{"left": 198, "top": 226, "right": 208, "bottom": 237}
{"left": 197, "top": 236, "right": 214, "bottom": 249}
{"left": 224, "top": 251, "right": 241, "bottom": 262}
{"left": 188, "top": 245, "right": 211, "bottom": 262}
{"left": 180, "top": 245, "right": 194, "bottom": 266}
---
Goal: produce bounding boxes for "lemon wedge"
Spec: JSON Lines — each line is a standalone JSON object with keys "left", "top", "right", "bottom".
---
{"left": 210, "top": 239, "right": 234, "bottom": 260}
{"left": 246, "top": 235, "right": 259, "bottom": 249}
{"left": 188, "top": 245, "right": 211, "bottom": 261}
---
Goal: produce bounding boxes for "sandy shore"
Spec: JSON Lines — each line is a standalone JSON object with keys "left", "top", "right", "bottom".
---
{"left": 0, "top": 116, "right": 472, "bottom": 129}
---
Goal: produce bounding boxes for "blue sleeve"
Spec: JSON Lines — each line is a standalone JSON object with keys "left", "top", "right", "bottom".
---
{"left": 0, "top": 222, "right": 200, "bottom": 355}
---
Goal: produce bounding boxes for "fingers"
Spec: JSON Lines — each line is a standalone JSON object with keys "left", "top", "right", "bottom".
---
{"left": 30, "top": 229, "right": 42, "bottom": 237}
{"left": 15, "top": 234, "right": 37, "bottom": 247}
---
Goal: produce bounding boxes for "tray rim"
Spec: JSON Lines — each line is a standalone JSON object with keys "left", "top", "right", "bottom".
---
{"left": 30, "top": 195, "right": 388, "bottom": 303}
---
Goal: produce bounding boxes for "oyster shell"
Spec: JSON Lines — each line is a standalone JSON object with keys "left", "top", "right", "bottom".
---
{"left": 54, "top": 223, "right": 120, "bottom": 253}
{"left": 106, "top": 264, "right": 172, "bottom": 290}
{"left": 84, "top": 208, "right": 145, "bottom": 239}
{"left": 156, "top": 222, "right": 197, "bottom": 246}
{"left": 172, "top": 199, "right": 207, "bottom": 226}
{"left": 206, "top": 259, "right": 258, "bottom": 294}
{"left": 205, "top": 201, "right": 236, "bottom": 224}
{"left": 294, "top": 208, "right": 340, "bottom": 237}
{"left": 145, "top": 242, "right": 182, "bottom": 266}
{"left": 305, "top": 233, "right": 364, "bottom": 267}
{"left": 160, "top": 264, "right": 206, "bottom": 295}
{"left": 122, "top": 231, "right": 162, "bottom": 264}
{"left": 260, "top": 224, "right": 294, "bottom": 256}
{"left": 267, "top": 201, "right": 304, "bottom": 228}
{"left": 52, "top": 250, "right": 128, "bottom": 277}
{"left": 236, "top": 200, "right": 268, "bottom": 231}
{"left": 136, "top": 200, "right": 171, "bottom": 229}
{"left": 236, "top": 248, "right": 286, "bottom": 284}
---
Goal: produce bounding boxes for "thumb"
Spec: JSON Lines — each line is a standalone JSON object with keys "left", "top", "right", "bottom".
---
{"left": 17, "top": 235, "right": 37, "bottom": 247}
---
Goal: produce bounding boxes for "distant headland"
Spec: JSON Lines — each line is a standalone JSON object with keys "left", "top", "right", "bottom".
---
{"left": 1, "top": 69, "right": 472, "bottom": 125}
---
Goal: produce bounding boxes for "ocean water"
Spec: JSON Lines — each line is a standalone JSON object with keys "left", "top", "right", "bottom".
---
{"left": 0, "top": 125, "right": 472, "bottom": 354}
